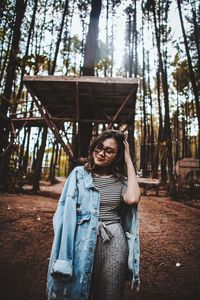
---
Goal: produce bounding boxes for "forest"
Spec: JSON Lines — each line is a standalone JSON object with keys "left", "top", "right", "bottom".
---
{"left": 0, "top": 0, "right": 199, "bottom": 194}
{"left": 0, "top": 2, "right": 200, "bottom": 300}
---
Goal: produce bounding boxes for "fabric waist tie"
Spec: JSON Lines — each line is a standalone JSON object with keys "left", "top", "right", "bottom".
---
{"left": 97, "top": 220, "right": 120, "bottom": 243}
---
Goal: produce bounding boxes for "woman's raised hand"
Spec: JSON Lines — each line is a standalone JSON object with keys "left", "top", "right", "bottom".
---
{"left": 123, "top": 140, "right": 132, "bottom": 164}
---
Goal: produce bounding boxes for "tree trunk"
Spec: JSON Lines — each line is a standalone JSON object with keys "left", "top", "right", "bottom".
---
{"left": 0, "top": 18, "right": 13, "bottom": 84}
{"left": 0, "top": 0, "right": 27, "bottom": 192}
{"left": 141, "top": 14, "right": 148, "bottom": 177}
{"left": 49, "top": 141, "right": 59, "bottom": 184}
{"left": 47, "top": 0, "right": 57, "bottom": 74}
{"left": 104, "top": 0, "right": 109, "bottom": 77}
{"left": 1, "top": 0, "right": 27, "bottom": 111}
{"left": 182, "top": 117, "right": 186, "bottom": 158}
{"left": 14, "top": 0, "right": 38, "bottom": 104}
{"left": 82, "top": 0, "right": 102, "bottom": 76}
{"left": 151, "top": 0, "right": 173, "bottom": 186}
{"left": 79, "top": 0, "right": 102, "bottom": 157}
{"left": 50, "top": 0, "right": 69, "bottom": 75}
{"left": 175, "top": 88, "right": 180, "bottom": 163}
{"left": 58, "top": 146, "right": 62, "bottom": 177}
{"left": 32, "top": 127, "right": 48, "bottom": 192}
{"left": 49, "top": 141, "right": 56, "bottom": 181}
{"left": 23, "top": 127, "right": 31, "bottom": 175}
{"left": 31, "top": 127, "right": 42, "bottom": 171}
{"left": 51, "top": 143, "right": 59, "bottom": 184}
{"left": 190, "top": 1, "right": 200, "bottom": 74}
{"left": 177, "top": 0, "right": 200, "bottom": 161}
{"left": 133, "top": 0, "right": 138, "bottom": 77}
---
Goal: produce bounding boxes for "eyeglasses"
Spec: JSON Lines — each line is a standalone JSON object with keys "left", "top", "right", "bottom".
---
{"left": 94, "top": 143, "right": 116, "bottom": 158}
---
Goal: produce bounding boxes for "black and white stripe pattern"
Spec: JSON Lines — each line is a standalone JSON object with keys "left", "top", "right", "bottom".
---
{"left": 92, "top": 175, "right": 127, "bottom": 222}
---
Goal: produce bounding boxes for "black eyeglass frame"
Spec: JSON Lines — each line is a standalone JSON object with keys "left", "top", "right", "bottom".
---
{"left": 94, "top": 143, "right": 117, "bottom": 158}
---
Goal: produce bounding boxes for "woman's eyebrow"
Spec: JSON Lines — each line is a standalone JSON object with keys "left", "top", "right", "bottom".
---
{"left": 103, "top": 146, "right": 115, "bottom": 150}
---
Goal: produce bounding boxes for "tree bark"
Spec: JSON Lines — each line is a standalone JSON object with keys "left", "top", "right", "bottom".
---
{"left": 32, "top": 127, "right": 48, "bottom": 192}
{"left": 50, "top": 0, "right": 69, "bottom": 75}
{"left": 151, "top": 0, "right": 173, "bottom": 185}
{"left": 14, "top": 0, "right": 38, "bottom": 104}
{"left": 79, "top": 0, "right": 102, "bottom": 157}
{"left": 82, "top": 0, "right": 102, "bottom": 76}
{"left": 0, "top": 0, "right": 27, "bottom": 192}
{"left": 177, "top": 0, "right": 200, "bottom": 161}
{"left": 49, "top": 141, "right": 56, "bottom": 183}
{"left": 141, "top": 14, "right": 148, "bottom": 177}
{"left": 31, "top": 127, "right": 42, "bottom": 171}
{"left": 0, "top": 0, "right": 27, "bottom": 153}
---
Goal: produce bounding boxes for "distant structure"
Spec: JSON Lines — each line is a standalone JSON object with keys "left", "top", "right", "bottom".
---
{"left": 8, "top": 76, "right": 138, "bottom": 167}
{"left": 175, "top": 157, "right": 200, "bottom": 178}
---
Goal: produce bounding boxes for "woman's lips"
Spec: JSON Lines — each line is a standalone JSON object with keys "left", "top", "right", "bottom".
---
{"left": 96, "top": 156, "right": 105, "bottom": 162}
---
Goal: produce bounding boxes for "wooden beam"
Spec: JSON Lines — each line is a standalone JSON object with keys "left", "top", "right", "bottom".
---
{"left": 7, "top": 117, "right": 122, "bottom": 127}
{"left": 108, "top": 86, "right": 136, "bottom": 128}
{"left": 118, "top": 110, "right": 134, "bottom": 127}
{"left": 28, "top": 88, "right": 74, "bottom": 160}
{"left": 24, "top": 75, "right": 139, "bottom": 85}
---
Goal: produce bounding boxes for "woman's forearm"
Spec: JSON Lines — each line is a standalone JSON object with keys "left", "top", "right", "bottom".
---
{"left": 124, "top": 158, "right": 141, "bottom": 205}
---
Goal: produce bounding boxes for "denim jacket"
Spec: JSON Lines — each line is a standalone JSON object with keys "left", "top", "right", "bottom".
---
{"left": 47, "top": 166, "right": 140, "bottom": 300}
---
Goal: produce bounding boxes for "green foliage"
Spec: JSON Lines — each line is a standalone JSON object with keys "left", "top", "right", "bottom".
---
{"left": 16, "top": 54, "right": 49, "bottom": 72}
{"left": 171, "top": 55, "right": 190, "bottom": 94}
{"left": 62, "top": 35, "right": 81, "bottom": 54}
{"left": 77, "top": 0, "right": 91, "bottom": 19}
{"left": 95, "top": 57, "right": 112, "bottom": 72}
{"left": 0, "top": 27, "right": 6, "bottom": 39}
{"left": 6, "top": 145, "right": 24, "bottom": 193}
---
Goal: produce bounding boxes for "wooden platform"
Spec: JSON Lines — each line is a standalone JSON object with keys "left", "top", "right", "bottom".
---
{"left": 22, "top": 75, "right": 138, "bottom": 125}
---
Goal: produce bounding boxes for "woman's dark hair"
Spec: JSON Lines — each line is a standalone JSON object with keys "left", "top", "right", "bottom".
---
{"left": 84, "top": 130, "right": 127, "bottom": 179}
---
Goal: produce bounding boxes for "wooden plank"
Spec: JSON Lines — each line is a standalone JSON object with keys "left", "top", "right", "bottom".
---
{"left": 24, "top": 75, "right": 139, "bottom": 85}
{"left": 9, "top": 117, "right": 120, "bottom": 127}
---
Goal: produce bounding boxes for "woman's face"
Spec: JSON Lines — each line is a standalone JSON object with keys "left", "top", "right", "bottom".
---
{"left": 92, "top": 138, "right": 118, "bottom": 167}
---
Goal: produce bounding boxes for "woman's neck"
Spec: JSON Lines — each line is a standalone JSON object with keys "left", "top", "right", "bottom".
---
{"left": 93, "top": 165, "right": 112, "bottom": 176}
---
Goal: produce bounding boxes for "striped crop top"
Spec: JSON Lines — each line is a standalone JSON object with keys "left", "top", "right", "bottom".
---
{"left": 92, "top": 175, "right": 127, "bottom": 222}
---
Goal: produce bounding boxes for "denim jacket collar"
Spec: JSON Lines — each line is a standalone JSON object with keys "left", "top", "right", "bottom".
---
{"left": 83, "top": 168, "right": 95, "bottom": 189}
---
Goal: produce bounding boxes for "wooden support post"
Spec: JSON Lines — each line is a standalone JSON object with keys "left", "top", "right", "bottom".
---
{"left": 30, "top": 92, "right": 74, "bottom": 160}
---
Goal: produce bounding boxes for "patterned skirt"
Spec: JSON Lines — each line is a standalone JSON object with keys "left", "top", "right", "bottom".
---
{"left": 89, "top": 222, "right": 128, "bottom": 300}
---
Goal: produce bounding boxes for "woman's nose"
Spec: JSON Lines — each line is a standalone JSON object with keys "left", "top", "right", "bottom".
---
{"left": 98, "top": 149, "right": 106, "bottom": 156}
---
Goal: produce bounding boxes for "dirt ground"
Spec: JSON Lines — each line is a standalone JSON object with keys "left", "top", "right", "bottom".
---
{"left": 0, "top": 178, "right": 200, "bottom": 300}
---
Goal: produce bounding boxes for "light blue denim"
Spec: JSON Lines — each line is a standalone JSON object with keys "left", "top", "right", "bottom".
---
{"left": 47, "top": 166, "right": 140, "bottom": 300}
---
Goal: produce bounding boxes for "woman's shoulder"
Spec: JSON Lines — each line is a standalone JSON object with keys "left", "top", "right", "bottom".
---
{"left": 70, "top": 165, "right": 93, "bottom": 178}
{"left": 70, "top": 165, "right": 85, "bottom": 174}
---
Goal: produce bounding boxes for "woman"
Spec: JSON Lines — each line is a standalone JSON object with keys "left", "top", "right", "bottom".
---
{"left": 47, "top": 130, "right": 141, "bottom": 300}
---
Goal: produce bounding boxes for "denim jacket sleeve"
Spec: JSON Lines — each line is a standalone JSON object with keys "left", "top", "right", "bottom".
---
{"left": 50, "top": 167, "right": 78, "bottom": 279}
{"left": 129, "top": 205, "right": 140, "bottom": 290}
{"left": 121, "top": 198, "right": 140, "bottom": 290}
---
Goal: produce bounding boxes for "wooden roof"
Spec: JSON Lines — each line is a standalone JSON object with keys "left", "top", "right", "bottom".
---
{"left": 22, "top": 76, "right": 138, "bottom": 125}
